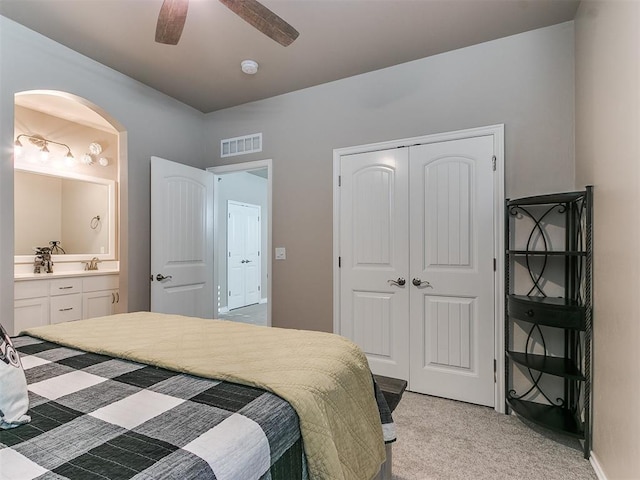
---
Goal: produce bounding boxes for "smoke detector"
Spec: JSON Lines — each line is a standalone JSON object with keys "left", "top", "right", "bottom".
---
{"left": 241, "top": 60, "right": 259, "bottom": 75}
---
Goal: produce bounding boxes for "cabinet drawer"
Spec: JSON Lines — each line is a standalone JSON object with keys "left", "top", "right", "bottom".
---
{"left": 508, "top": 295, "right": 585, "bottom": 330}
{"left": 15, "top": 280, "right": 49, "bottom": 300}
{"left": 50, "top": 278, "right": 82, "bottom": 296}
{"left": 83, "top": 275, "right": 119, "bottom": 293}
{"left": 50, "top": 293, "right": 82, "bottom": 324}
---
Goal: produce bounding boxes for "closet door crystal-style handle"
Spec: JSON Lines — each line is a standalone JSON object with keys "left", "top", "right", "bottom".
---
{"left": 388, "top": 278, "right": 406, "bottom": 287}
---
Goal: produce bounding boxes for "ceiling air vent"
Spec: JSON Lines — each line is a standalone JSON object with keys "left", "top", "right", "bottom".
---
{"left": 221, "top": 133, "right": 262, "bottom": 158}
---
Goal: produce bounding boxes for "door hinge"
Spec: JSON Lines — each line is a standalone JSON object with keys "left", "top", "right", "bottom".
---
{"left": 258, "top": 286, "right": 261, "bottom": 291}
{"left": 338, "top": 175, "right": 341, "bottom": 187}
{"left": 258, "top": 251, "right": 260, "bottom": 256}
{"left": 229, "top": 290, "right": 231, "bottom": 296}
{"left": 493, "top": 258, "right": 496, "bottom": 271}
{"left": 229, "top": 213, "right": 231, "bottom": 218}
{"left": 494, "top": 359, "right": 497, "bottom": 383}
{"left": 228, "top": 252, "right": 231, "bottom": 257}
{"left": 338, "top": 256, "right": 341, "bottom": 268}
{"left": 492, "top": 155, "right": 497, "bottom": 171}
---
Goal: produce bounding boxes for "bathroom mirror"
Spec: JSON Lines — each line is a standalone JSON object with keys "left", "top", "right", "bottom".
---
{"left": 14, "top": 165, "right": 116, "bottom": 262}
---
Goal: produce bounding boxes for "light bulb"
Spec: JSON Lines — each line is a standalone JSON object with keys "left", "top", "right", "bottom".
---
{"left": 14, "top": 138, "right": 24, "bottom": 157}
{"left": 40, "top": 145, "right": 50, "bottom": 163}
{"left": 64, "top": 154, "right": 77, "bottom": 168}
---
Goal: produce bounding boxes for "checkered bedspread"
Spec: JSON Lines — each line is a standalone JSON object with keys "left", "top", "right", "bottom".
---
{"left": 1, "top": 336, "right": 308, "bottom": 480}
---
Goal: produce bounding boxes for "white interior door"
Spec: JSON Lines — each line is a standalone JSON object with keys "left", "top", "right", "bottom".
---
{"left": 338, "top": 134, "right": 497, "bottom": 407}
{"left": 408, "top": 136, "right": 495, "bottom": 407}
{"left": 151, "top": 156, "right": 214, "bottom": 318}
{"left": 339, "top": 149, "right": 410, "bottom": 380}
{"left": 227, "top": 201, "right": 261, "bottom": 310}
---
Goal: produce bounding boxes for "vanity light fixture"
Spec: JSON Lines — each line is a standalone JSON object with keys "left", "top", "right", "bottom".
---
{"left": 14, "top": 134, "right": 74, "bottom": 164}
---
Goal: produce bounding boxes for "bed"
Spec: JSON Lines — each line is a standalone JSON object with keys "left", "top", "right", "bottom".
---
{"left": 1, "top": 312, "right": 394, "bottom": 480}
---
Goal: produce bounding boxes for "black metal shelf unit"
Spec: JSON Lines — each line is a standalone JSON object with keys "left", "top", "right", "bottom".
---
{"left": 505, "top": 187, "right": 593, "bottom": 458}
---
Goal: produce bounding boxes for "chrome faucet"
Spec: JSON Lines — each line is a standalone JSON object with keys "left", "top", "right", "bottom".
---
{"left": 85, "top": 257, "right": 101, "bottom": 271}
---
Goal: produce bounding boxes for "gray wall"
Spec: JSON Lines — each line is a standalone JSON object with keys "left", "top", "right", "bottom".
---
{"left": 215, "top": 171, "right": 268, "bottom": 310}
{"left": 203, "top": 22, "right": 576, "bottom": 332}
{"left": 0, "top": 16, "right": 206, "bottom": 334}
{"left": 575, "top": 1, "right": 640, "bottom": 476}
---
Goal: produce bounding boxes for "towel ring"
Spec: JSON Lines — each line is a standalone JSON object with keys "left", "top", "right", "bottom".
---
{"left": 90, "top": 215, "right": 101, "bottom": 230}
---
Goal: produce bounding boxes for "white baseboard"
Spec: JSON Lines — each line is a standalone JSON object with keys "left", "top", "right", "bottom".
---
{"left": 590, "top": 451, "right": 608, "bottom": 480}
{"left": 218, "top": 307, "right": 229, "bottom": 314}
{"left": 259, "top": 298, "right": 268, "bottom": 304}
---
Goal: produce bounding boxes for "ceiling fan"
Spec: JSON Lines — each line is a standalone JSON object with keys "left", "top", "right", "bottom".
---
{"left": 155, "top": 0, "right": 299, "bottom": 46}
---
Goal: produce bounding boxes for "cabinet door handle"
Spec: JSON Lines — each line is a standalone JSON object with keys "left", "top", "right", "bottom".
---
{"left": 526, "top": 309, "right": 535, "bottom": 317}
{"left": 116, "top": 292, "right": 120, "bottom": 303}
{"left": 59, "top": 286, "right": 74, "bottom": 290}
{"left": 111, "top": 293, "right": 115, "bottom": 304}
{"left": 59, "top": 307, "right": 73, "bottom": 312}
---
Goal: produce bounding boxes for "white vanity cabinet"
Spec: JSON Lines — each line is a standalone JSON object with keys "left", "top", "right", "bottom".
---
{"left": 82, "top": 275, "right": 120, "bottom": 319}
{"left": 14, "top": 273, "right": 119, "bottom": 333}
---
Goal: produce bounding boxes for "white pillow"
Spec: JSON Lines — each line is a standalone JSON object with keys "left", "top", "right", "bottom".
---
{"left": 0, "top": 323, "right": 30, "bottom": 429}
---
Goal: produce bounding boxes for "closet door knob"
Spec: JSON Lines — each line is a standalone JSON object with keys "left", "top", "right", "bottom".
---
{"left": 156, "top": 274, "right": 173, "bottom": 281}
{"left": 388, "top": 278, "right": 406, "bottom": 287}
{"left": 412, "top": 278, "right": 431, "bottom": 287}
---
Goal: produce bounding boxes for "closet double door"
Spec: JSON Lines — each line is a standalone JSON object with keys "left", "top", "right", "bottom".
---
{"left": 339, "top": 135, "right": 496, "bottom": 407}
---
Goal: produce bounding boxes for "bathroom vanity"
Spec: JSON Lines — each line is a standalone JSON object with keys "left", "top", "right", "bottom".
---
{"left": 14, "top": 270, "right": 119, "bottom": 333}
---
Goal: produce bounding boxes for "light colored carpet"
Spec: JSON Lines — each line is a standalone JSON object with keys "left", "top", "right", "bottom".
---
{"left": 391, "top": 392, "right": 596, "bottom": 480}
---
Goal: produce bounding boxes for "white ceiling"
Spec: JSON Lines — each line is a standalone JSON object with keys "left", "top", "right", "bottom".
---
{"left": 0, "top": 0, "right": 580, "bottom": 114}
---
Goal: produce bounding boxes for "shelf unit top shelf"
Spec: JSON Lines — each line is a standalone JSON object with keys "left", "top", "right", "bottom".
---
{"left": 507, "top": 191, "right": 586, "bottom": 207}
{"left": 506, "top": 351, "right": 585, "bottom": 380}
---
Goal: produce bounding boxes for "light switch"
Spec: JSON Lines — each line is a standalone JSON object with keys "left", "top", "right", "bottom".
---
{"left": 275, "top": 247, "right": 286, "bottom": 260}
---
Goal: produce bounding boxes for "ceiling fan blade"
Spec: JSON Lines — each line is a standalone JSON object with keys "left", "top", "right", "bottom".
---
{"left": 156, "top": 0, "right": 189, "bottom": 45}
{"left": 219, "top": 0, "right": 299, "bottom": 47}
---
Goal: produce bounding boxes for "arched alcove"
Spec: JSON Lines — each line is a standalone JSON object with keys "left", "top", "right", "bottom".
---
{"left": 12, "top": 90, "right": 128, "bottom": 325}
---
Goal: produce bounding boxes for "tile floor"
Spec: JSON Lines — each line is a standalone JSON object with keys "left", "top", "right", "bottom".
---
{"left": 217, "top": 302, "right": 268, "bottom": 326}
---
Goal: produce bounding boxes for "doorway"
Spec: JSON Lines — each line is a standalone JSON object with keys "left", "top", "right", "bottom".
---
{"left": 333, "top": 125, "right": 505, "bottom": 411}
{"left": 227, "top": 200, "right": 262, "bottom": 310}
{"left": 209, "top": 160, "right": 272, "bottom": 327}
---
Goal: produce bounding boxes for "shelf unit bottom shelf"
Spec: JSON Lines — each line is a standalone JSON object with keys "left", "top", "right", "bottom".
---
{"left": 507, "top": 398, "right": 584, "bottom": 438}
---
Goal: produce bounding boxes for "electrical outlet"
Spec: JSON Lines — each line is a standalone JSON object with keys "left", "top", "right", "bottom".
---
{"left": 275, "top": 247, "right": 286, "bottom": 260}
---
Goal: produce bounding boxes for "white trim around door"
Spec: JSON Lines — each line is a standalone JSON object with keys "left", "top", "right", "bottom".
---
{"left": 333, "top": 125, "right": 505, "bottom": 413}
{"left": 208, "top": 159, "right": 273, "bottom": 327}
